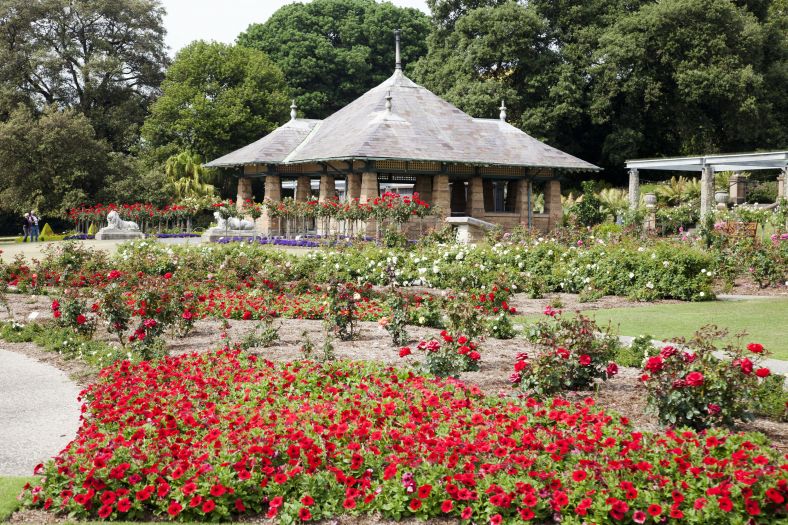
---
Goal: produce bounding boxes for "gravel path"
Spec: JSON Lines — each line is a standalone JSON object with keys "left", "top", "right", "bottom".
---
{"left": 0, "top": 348, "right": 81, "bottom": 476}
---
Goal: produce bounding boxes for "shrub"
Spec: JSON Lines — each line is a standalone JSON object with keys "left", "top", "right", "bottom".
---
{"left": 515, "top": 310, "right": 619, "bottom": 396}
{"left": 747, "top": 181, "right": 778, "bottom": 204}
{"left": 615, "top": 334, "right": 658, "bottom": 368}
{"left": 641, "top": 326, "right": 774, "bottom": 429}
{"left": 486, "top": 311, "right": 516, "bottom": 339}
{"left": 571, "top": 181, "right": 605, "bottom": 227}
{"left": 239, "top": 317, "right": 280, "bottom": 350}
{"left": 753, "top": 374, "right": 788, "bottom": 422}
{"left": 400, "top": 331, "right": 480, "bottom": 377}
{"left": 323, "top": 281, "right": 358, "bottom": 341}
{"left": 51, "top": 295, "right": 97, "bottom": 339}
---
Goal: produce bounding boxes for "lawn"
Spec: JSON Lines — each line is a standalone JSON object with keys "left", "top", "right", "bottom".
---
{"left": 581, "top": 298, "right": 788, "bottom": 360}
{"left": 0, "top": 476, "right": 34, "bottom": 521}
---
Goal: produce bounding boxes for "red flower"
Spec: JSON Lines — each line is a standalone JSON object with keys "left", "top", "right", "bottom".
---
{"left": 201, "top": 499, "right": 216, "bottom": 513}
{"left": 606, "top": 362, "right": 619, "bottom": 377}
{"left": 572, "top": 470, "right": 587, "bottom": 482}
{"left": 579, "top": 354, "right": 591, "bottom": 366}
{"left": 417, "top": 484, "right": 432, "bottom": 499}
{"left": 647, "top": 504, "right": 662, "bottom": 516}
{"left": 167, "top": 500, "right": 182, "bottom": 516}
{"left": 76, "top": 314, "right": 87, "bottom": 325}
{"left": 98, "top": 504, "right": 113, "bottom": 518}
{"left": 745, "top": 499, "right": 760, "bottom": 516}
{"left": 399, "top": 347, "right": 411, "bottom": 357}
{"left": 685, "top": 371, "right": 704, "bottom": 387}
{"left": 343, "top": 497, "right": 356, "bottom": 509}
{"left": 235, "top": 499, "right": 246, "bottom": 512}
{"left": 301, "top": 495, "right": 314, "bottom": 506}
{"left": 707, "top": 403, "right": 721, "bottom": 415}
{"left": 461, "top": 506, "right": 473, "bottom": 519}
{"left": 747, "top": 343, "right": 764, "bottom": 353}
{"left": 519, "top": 507, "right": 534, "bottom": 520}
{"left": 755, "top": 367, "right": 770, "bottom": 378}
{"left": 441, "top": 500, "right": 453, "bottom": 513}
{"left": 298, "top": 507, "right": 312, "bottom": 521}
{"left": 210, "top": 484, "right": 226, "bottom": 497}
{"left": 718, "top": 497, "right": 733, "bottom": 512}
{"left": 409, "top": 498, "right": 422, "bottom": 511}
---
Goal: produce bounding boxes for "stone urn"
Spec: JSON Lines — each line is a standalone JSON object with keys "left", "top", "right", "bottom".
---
{"left": 715, "top": 190, "right": 729, "bottom": 210}
{"left": 644, "top": 192, "right": 657, "bottom": 208}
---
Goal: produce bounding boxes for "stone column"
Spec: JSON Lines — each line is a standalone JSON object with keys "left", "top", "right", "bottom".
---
{"left": 700, "top": 166, "right": 715, "bottom": 219}
{"left": 778, "top": 169, "right": 787, "bottom": 200}
{"left": 262, "top": 175, "right": 281, "bottom": 236}
{"left": 516, "top": 179, "right": 532, "bottom": 227}
{"left": 432, "top": 174, "right": 451, "bottom": 218}
{"left": 319, "top": 175, "right": 336, "bottom": 202}
{"left": 545, "top": 178, "right": 562, "bottom": 230}
{"left": 413, "top": 174, "right": 433, "bottom": 203}
{"left": 467, "top": 176, "right": 484, "bottom": 218}
{"left": 628, "top": 168, "right": 640, "bottom": 209}
{"left": 295, "top": 175, "right": 311, "bottom": 201}
{"left": 347, "top": 173, "right": 362, "bottom": 201}
{"left": 236, "top": 177, "right": 253, "bottom": 212}
{"left": 360, "top": 172, "right": 379, "bottom": 203}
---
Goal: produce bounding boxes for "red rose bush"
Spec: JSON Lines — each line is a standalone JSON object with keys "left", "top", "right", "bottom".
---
{"left": 22, "top": 349, "right": 787, "bottom": 523}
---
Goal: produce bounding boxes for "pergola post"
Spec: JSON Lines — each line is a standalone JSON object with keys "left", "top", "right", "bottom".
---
{"left": 628, "top": 168, "right": 640, "bottom": 209}
{"left": 779, "top": 168, "right": 787, "bottom": 200}
{"left": 262, "top": 175, "right": 281, "bottom": 236}
{"left": 413, "top": 175, "right": 432, "bottom": 203}
{"left": 517, "top": 179, "right": 532, "bottom": 228}
{"left": 545, "top": 178, "right": 562, "bottom": 230}
{"left": 236, "top": 177, "right": 253, "bottom": 213}
{"left": 360, "top": 172, "right": 379, "bottom": 203}
{"left": 700, "top": 165, "right": 715, "bottom": 219}
{"left": 319, "top": 175, "right": 335, "bottom": 202}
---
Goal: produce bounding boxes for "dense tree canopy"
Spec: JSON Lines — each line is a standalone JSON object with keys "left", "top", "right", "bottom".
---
{"left": 0, "top": 0, "right": 168, "bottom": 152}
{"left": 0, "top": 106, "right": 109, "bottom": 216}
{"left": 237, "top": 0, "right": 431, "bottom": 118}
{"left": 141, "top": 41, "right": 290, "bottom": 164}
{"left": 416, "top": 0, "right": 788, "bottom": 175}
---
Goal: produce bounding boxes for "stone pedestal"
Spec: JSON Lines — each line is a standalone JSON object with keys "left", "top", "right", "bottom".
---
{"left": 201, "top": 229, "right": 257, "bottom": 242}
{"left": 545, "top": 178, "right": 562, "bottom": 230}
{"left": 432, "top": 174, "right": 451, "bottom": 218}
{"left": 262, "top": 175, "right": 282, "bottom": 235}
{"left": 778, "top": 171, "right": 786, "bottom": 199}
{"left": 237, "top": 177, "right": 253, "bottom": 212}
{"left": 628, "top": 168, "right": 640, "bottom": 209}
{"left": 446, "top": 216, "right": 496, "bottom": 244}
{"left": 644, "top": 205, "right": 656, "bottom": 232}
{"left": 95, "top": 229, "right": 144, "bottom": 241}
{"left": 729, "top": 174, "right": 746, "bottom": 204}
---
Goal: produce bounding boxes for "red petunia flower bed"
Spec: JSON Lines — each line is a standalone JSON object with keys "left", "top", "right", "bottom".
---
{"left": 23, "top": 349, "right": 788, "bottom": 523}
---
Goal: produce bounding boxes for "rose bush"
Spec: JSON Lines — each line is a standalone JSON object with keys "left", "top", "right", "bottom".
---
{"left": 22, "top": 349, "right": 788, "bottom": 523}
{"left": 642, "top": 327, "right": 776, "bottom": 429}
{"left": 400, "top": 330, "right": 480, "bottom": 377}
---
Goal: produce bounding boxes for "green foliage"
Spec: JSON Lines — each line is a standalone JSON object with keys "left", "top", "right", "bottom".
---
{"left": 655, "top": 201, "right": 700, "bottom": 234}
{"left": 753, "top": 374, "right": 788, "bottom": 422}
{"left": 403, "top": 332, "right": 481, "bottom": 377}
{"left": 616, "top": 334, "right": 659, "bottom": 368}
{"left": 240, "top": 317, "right": 281, "bottom": 350}
{"left": 164, "top": 151, "right": 216, "bottom": 199}
{"left": 323, "top": 281, "right": 359, "bottom": 341}
{"left": 486, "top": 310, "right": 516, "bottom": 339}
{"left": 642, "top": 326, "right": 775, "bottom": 429}
{"left": 141, "top": 41, "right": 289, "bottom": 163}
{"left": 571, "top": 181, "right": 606, "bottom": 227}
{"left": 238, "top": 0, "right": 430, "bottom": 118}
{"left": 747, "top": 181, "right": 778, "bottom": 204}
{"left": 443, "top": 293, "right": 487, "bottom": 339}
{"left": 655, "top": 176, "right": 701, "bottom": 206}
{"left": 382, "top": 293, "right": 410, "bottom": 346}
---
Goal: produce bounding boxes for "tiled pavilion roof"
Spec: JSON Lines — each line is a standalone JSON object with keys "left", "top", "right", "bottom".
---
{"left": 206, "top": 70, "right": 599, "bottom": 172}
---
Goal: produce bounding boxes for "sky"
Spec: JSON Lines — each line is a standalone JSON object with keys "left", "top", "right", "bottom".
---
{"left": 161, "top": 0, "right": 430, "bottom": 55}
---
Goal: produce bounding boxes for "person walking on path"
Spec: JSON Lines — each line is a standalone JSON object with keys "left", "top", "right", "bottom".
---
{"left": 29, "top": 211, "right": 39, "bottom": 242}
{"left": 21, "top": 213, "right": 30, "bottom": 242}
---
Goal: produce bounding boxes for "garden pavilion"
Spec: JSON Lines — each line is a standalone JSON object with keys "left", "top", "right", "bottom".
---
{"left": 205, "top": 32, "right": 599, "bottom": 235}
{"left": 626, "top": 151, "right": 788, "bottom": 217}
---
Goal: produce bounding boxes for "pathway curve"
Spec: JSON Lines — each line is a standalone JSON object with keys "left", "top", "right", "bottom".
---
{"left": 0, "top": 348, "right": 81, "bottom": 476}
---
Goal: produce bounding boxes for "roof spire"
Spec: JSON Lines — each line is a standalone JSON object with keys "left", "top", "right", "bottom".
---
{"left": 394, "top": 29, "right": 402, "bottom": 71}
{"left": 290, "top": 99, "right": 298, "bottom": 121}
{"left": 385, "top": 90, "right": 392, "bottom": 112}
{"left": 499, "top": 100, "right": 507, "bottom": 122}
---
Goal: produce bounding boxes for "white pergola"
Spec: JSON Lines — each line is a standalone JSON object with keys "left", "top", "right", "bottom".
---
{"left": 625, "top": 151, "right": 788, "bottom": 217}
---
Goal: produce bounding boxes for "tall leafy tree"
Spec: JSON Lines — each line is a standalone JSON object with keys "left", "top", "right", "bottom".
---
{"left": 0, "top": 0, "right": 168, "bottom": 152}
{"left": 591, "top": 0, "right": 785, "bottom": 165}
{"left": 141, "top": 41, "right": 290, "bottom": 163}
{"left": 237, "top": 0, "right": 430, "bottom": 118}
{"left": 0, "top": 106, "right": 109, "bottom": 215}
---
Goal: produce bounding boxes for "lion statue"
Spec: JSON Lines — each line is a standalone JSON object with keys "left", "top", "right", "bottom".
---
{"left": 106, "top": 210, "right": 140, "bottom": 231}
{"left": 213, "top": 211, "right": 254, "bottom": 230}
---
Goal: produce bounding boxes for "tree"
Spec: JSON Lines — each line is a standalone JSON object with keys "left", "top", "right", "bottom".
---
{"left": 0, "top": 105, "right": 109, "bottom": 216}
{"left": 237, "top": 0, "right": 430, "bottom": 118}
{"left": 0, "top": 0, "right": 168, "bottom": 152}
{"left": 141, "top": 41, "right": 290, "bottom": 164}
{"left": 413, "top": 2, "right": 556, "bottom": 135}
{"left": 164, "top": 152, "right": 216, "bottom": 200}
{"left": 591, "top": 0, "right": 786, "bottom": 165}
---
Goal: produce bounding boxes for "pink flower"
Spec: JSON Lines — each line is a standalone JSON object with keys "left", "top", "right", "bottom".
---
{"left": 707, "top": 403, "right": 721, "bottom": 415}
{"left": 633, "top": 510, "right": 647, "bottom": 524}
{"left": 606, "top": 362, "right": 619, "bottom": 377}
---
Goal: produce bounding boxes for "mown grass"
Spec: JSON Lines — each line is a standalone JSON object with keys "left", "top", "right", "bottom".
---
{"left": 0, "top": 477, "right": 35, "bottom": 521}
{"left": 580, "top": 298, "right": 788, "bottom": 360}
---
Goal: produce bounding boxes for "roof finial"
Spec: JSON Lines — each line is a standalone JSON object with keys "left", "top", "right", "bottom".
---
{"left": 499, "top": 100, "right": 507, "bottom": 122}
{"left": 385, "top": 90, "right": 392, "bottom": 112}
{"left": 394, "top": 29, "right": 402, "bottom": 71}
{"left": 290, "top": 99, "right": 297, "bottom": 121}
